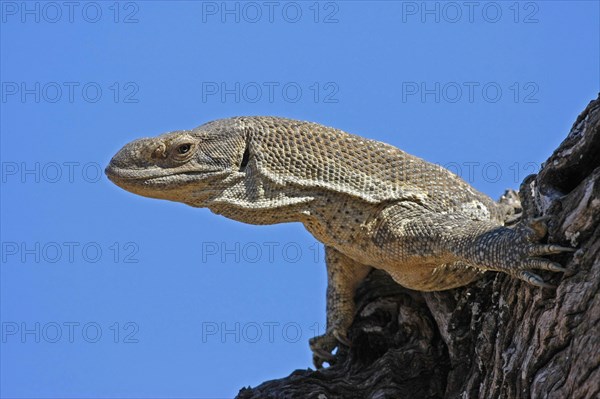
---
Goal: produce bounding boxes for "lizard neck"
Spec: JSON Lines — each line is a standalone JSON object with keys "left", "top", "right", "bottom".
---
{"left": 205, "top": 179, "right": 316, "bottom": 226}
{"left": 206, "top": 201, "right": 309, "bottom": 225}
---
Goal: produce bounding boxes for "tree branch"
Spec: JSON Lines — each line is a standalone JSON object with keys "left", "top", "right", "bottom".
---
{"left": 237, "top": 95, "right": 600, "bottom": 399}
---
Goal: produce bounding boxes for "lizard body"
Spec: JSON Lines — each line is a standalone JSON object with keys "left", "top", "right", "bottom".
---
{"left": 106, "top": 116, "right": 572, "bottom": 367}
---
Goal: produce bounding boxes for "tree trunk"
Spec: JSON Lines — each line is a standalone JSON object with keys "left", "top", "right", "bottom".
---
{"left": 236, "top": 95, "right": 600, "bottom": 399}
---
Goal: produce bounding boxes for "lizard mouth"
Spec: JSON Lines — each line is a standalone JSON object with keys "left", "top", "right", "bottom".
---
{"left": 146, "top": 171, "right": 221, "bottom": 184}
{"left": 105, "top": 164, "right": 222, "bottom": 186}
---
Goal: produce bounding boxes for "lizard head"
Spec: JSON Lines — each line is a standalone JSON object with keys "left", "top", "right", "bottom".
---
{"left": 105, "top": 120, "right": 248, "bottom": 206}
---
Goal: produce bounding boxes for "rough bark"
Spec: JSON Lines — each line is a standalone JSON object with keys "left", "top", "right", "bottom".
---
{"left": 236, "top": 96, "right": 600, "bottom": 399}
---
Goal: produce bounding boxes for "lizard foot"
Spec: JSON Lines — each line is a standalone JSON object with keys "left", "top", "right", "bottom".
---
{"left": 512, "top": 245, "right": 573, "bottom": 288}
{"left": 309, "top": 330, "right": 350, "bottom": 369}
{"left": 485, "top": 216, "right": 575, "bottom": 288}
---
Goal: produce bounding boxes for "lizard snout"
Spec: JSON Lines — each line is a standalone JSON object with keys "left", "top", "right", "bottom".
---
{"left": 105, "top": 138, "right": 163, "bottom": 181}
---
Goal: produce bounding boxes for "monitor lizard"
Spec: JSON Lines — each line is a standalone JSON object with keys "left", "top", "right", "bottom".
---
{"left": 105, "top": 116, "right": 573, "bottom": 368}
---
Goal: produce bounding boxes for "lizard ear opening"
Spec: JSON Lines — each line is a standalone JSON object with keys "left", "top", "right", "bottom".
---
{"left": 239, "top": 145, "right": 250, "bottom": 172}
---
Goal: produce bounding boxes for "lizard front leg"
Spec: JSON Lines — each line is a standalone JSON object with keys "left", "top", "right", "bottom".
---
{"left": 309, "top": 246, "right": 371, "bottom": 369}
{"left": 373, "top": 203, "right": 574, "bottom": 291}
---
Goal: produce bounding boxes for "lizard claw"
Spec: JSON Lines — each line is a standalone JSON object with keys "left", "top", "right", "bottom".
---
{"left": 516, "top": 270, "right": 556, "bottom": 289}
{"left": 309, "top": 334, "right": 337, "bottom": 369}
{"left": 312, "top": 348, "right": 336, "bottom": 369}
{"left": 528, "top": 244, "right": 576, "bottom": 255}
{"left": 522, "top": 257, "right": 568, "bottom": 272}
{"left": 333, "top": 330, "right": 351, "bottom": 347}
{"left": 309, "top": 328, "right": 350, "bottom": 369}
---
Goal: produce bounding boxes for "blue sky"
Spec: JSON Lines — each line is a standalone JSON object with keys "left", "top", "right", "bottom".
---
{"left": 1, "top": 1, "right": 598, "bottom": 398}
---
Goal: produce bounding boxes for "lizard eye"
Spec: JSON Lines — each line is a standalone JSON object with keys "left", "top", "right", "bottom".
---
{"left": 169, "top": 139, "right": 195, "bottom": 162}
{"left": 177, "top": 144, "right": 191, "bottom": 154}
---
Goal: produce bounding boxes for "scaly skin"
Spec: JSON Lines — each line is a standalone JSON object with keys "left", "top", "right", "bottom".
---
{"left": 105, "top": 116, "right": 573, "bottom": 368}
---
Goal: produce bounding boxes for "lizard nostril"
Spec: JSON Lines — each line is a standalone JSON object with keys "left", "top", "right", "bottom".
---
{"left": 152, "top": 143, "right": 167, "bottom": 159}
